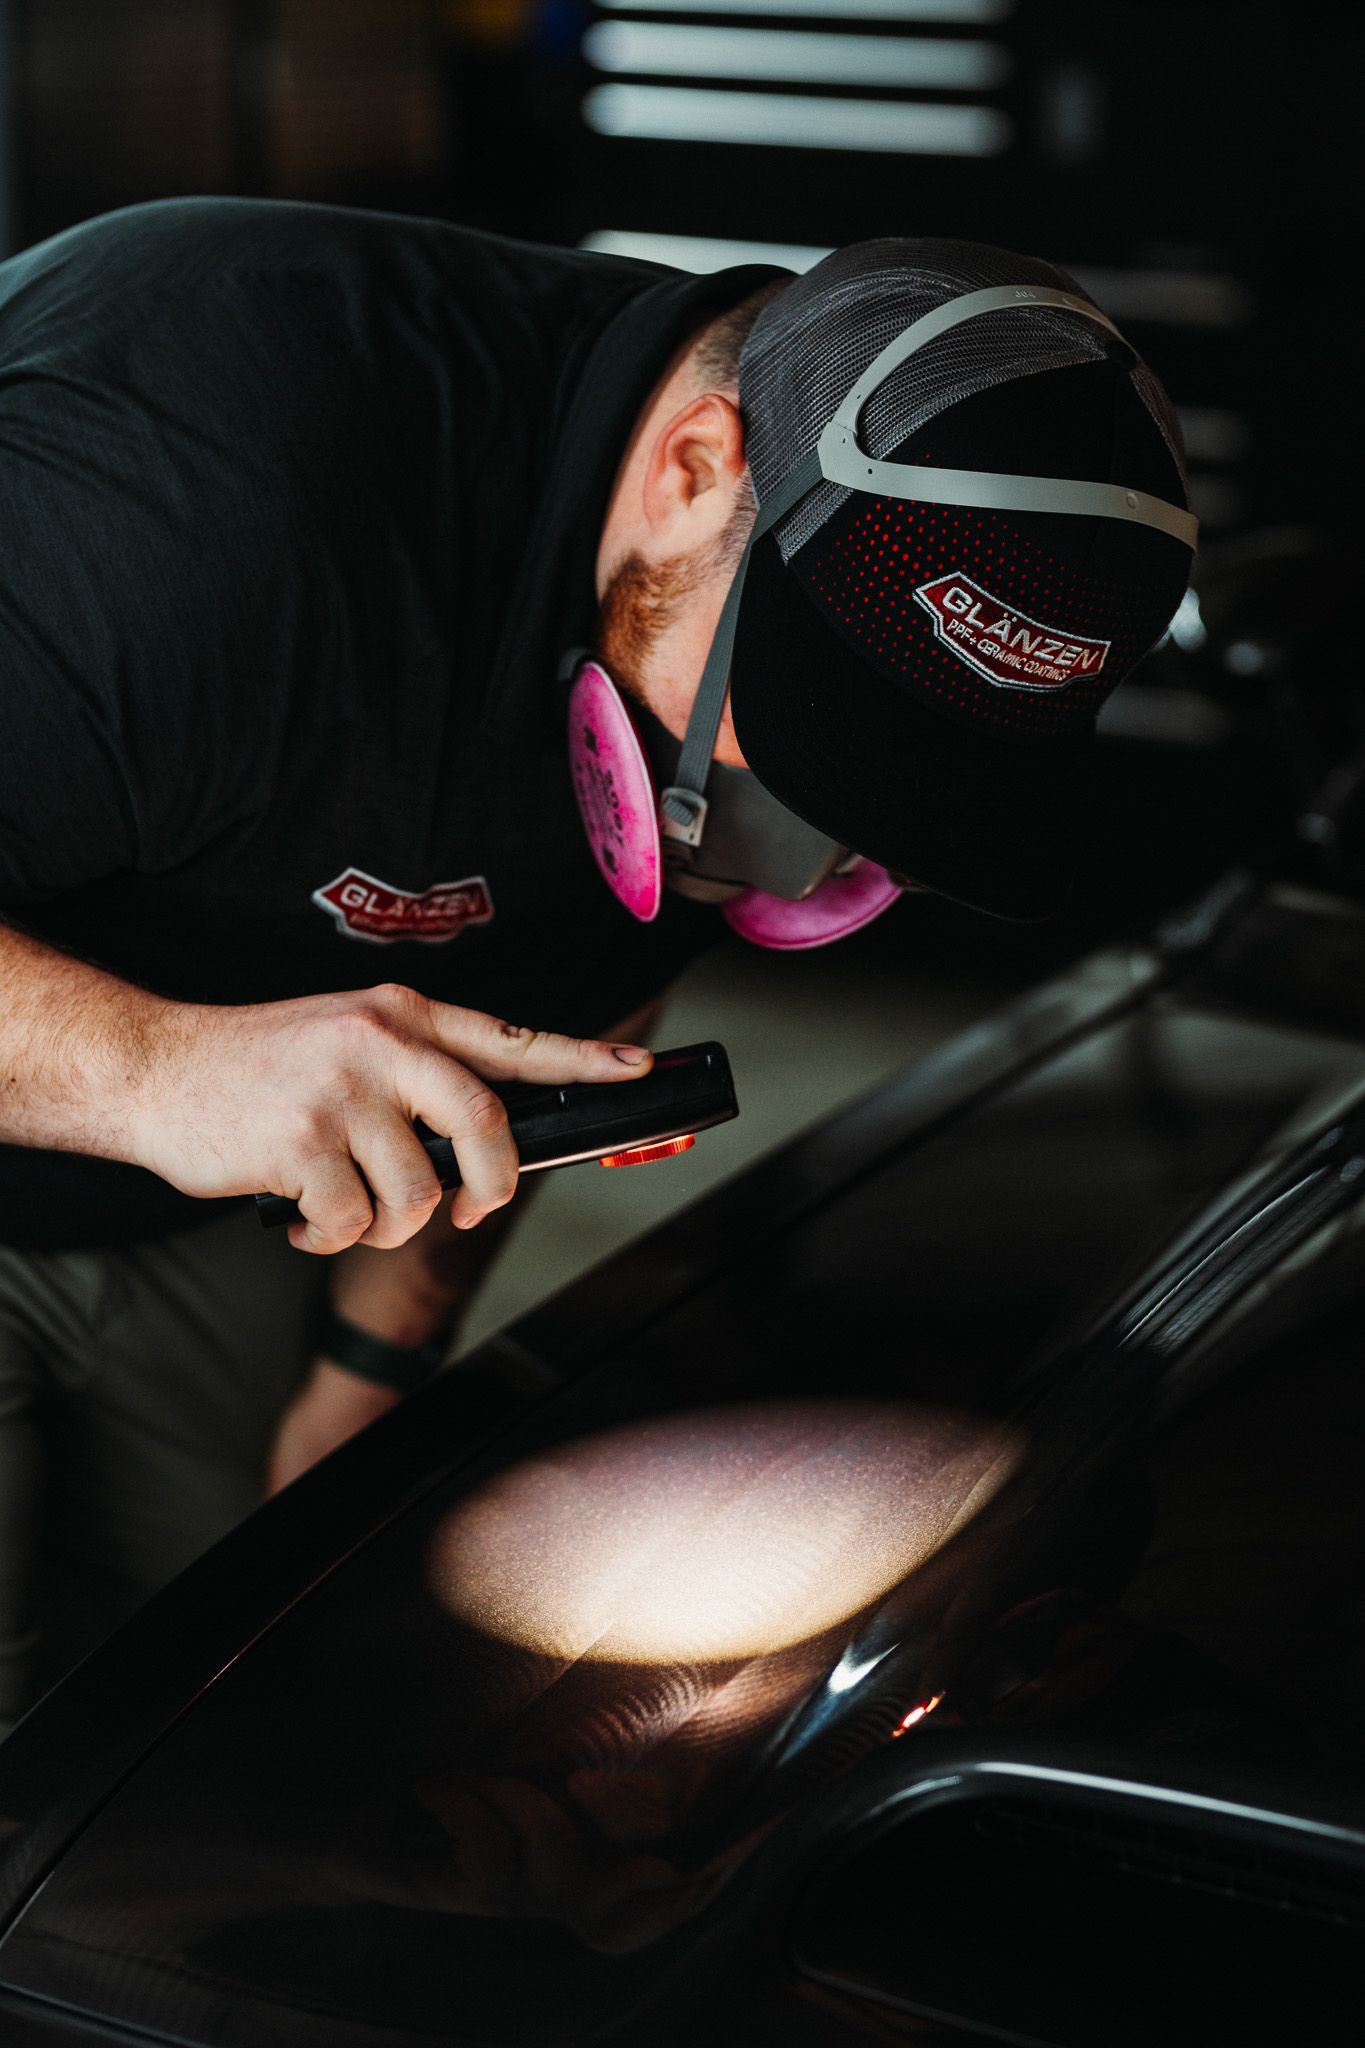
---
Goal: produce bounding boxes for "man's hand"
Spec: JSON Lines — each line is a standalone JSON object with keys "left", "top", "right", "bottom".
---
{"left": 258, "top": 993, "right": 664, "bottom": 1492}
{"left": 126, "top": 984, "right": 652, "bottom": 1255}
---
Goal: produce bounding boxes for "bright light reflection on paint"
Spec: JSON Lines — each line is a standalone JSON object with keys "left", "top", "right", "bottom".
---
{"left": 828, "top": 1644, "right": 897, "bottom": 1694}
{"left": 428, "top": 1402, "right": 1018, "bottom": 1666}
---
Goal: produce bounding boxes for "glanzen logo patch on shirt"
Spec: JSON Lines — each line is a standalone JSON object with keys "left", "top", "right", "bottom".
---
{"left": 914, "top": 572, "right": 1111, "bottom": 692}
{"left": 312, "top": 868, "right": 494, "bottom": 945}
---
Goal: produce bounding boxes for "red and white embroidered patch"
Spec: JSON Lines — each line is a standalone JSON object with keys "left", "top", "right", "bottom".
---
{"left": 312, "top": 868, "right": 494, "bottom": 945}
{"left": 914, "top": 572, "right": 1111, "bottom": 693}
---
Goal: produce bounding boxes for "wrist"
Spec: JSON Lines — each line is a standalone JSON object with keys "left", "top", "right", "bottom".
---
{"left": 329, "top": 1281, "right": 454, "bottom": 1351}
{"left": 116, "top": 992, "right": 201, "bottom": 1170}
{"left": 315, "top": 1307, "right": 451, "bottom": 1394}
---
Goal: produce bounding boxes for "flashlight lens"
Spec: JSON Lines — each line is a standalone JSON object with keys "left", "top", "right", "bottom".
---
{"left": 600, "top": 1134, "right": 696, "bottom": 1168}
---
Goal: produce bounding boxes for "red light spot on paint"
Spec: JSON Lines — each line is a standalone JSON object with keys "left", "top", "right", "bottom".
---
{"left": 891, "top": 1692, "right": 945, "bottom": 1737}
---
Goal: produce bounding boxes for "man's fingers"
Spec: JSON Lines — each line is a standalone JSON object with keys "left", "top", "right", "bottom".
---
{"left": 420, "top": 1004, "right": 653, "bottom": 1086}
{"left": 273, "top": 993, "right": 660, "bottom": 1252}
{"left": 286, "top": 1155, "right": 376, "bottom": 1256}
{"left": 347, "top": 1116, "right": 443, "bottom": 1249}
{"left": 399, "top": 1049, "right": 520, "bottom": 1230}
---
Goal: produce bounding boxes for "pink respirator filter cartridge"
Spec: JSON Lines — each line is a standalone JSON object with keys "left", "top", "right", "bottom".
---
{"left": 569, "top": 660, "right": 902, "bottom": 948}
{"left": 722, "top": 858, "right": 902, "bottom": 951}
{"left": 568, "top": 662, "right": 663, "bottom": 923}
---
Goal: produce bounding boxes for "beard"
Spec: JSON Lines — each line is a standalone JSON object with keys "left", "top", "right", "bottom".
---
{"left": 594, "top": 498, "right": 754, "bottom": 714}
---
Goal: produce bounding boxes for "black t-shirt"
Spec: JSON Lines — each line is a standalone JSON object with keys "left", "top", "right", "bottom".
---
{"left": 0, "top": 198, "right": 780, "bottom": 1248}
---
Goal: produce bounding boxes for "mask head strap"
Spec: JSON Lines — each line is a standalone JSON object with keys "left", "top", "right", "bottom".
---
{"left": 660, "top": 282, "right": 1199, "bottom": 859}
{"left": 660, "top": 447, "right": 822, "bottom": 849}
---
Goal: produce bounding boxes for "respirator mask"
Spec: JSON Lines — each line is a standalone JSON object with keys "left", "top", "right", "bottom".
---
{"left": 567, "top": 279, "right": 1198, "bottom": 949}
{"left": 566, "top": 654, "right": 904, "bottom": 950}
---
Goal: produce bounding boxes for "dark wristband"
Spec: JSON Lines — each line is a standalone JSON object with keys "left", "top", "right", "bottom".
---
{"left": 315, "top": 1309, "right": 449, "bottom": 1395}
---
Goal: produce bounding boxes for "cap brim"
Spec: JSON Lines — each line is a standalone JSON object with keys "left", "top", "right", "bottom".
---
{"left": 729, "top": 530, "right": 1090, "bottom": 922}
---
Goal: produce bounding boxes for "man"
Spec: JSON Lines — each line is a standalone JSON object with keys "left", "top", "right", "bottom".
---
{"left": 0, "top": 201, "right": 1194, "bottom": 1730}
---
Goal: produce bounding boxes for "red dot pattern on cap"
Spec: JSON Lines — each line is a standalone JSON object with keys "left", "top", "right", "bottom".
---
{"left": 801, "top": 469, "right": 1173, "bottom": 746}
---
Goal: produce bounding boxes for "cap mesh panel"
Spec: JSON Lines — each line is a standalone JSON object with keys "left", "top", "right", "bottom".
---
{"left": 739, "top": 237, "right": 1187, "bottom": 561}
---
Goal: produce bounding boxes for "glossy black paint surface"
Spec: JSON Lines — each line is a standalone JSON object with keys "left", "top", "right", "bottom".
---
{"left": 787, "top": 1736, "right": 1365, "bottom": 2048}
{"left": 0, "top": 883, "right": 1363, "bottom": 2044}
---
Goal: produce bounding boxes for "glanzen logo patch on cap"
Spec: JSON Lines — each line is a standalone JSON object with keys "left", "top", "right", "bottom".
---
{"left": 312, "top": 868, "right": 494, "bottom": 945}
{"left": 914, "top": 572, "right": 1111, "bottom": 693}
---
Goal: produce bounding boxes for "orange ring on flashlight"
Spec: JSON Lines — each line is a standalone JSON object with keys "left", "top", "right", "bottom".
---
{"left": 600, "top": 1134, "right": 696, "bottom": 1168}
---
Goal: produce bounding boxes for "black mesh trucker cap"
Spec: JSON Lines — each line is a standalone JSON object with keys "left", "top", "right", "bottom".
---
{"left": 716, "top": 239, "right": 1197, "bottom": 921}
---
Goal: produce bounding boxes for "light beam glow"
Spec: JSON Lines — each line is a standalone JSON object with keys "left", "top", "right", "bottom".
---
{"left": 428, "top": 1400, "right": 1019, "bottom": 1666}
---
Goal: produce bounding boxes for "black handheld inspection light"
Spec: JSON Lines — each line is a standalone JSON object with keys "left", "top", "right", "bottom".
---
{"left": 254, "top": 1042, "right": 738, "bottom": 1229}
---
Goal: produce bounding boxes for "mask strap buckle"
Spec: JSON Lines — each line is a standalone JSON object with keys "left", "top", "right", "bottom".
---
{"left": 658, "top": 786, "right": 708, "bottom": 850}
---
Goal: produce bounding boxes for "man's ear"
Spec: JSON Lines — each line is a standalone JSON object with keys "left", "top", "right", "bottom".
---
{"left": 641, "top": 392, "right": 747, "bottom": 547}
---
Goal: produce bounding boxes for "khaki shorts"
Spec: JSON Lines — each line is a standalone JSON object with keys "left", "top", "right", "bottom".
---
{"left": 0, "top": 1205, "right": 328, "bottom": 1736}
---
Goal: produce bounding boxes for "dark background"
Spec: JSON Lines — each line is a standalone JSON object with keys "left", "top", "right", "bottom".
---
{"left": 1, "top": 0, "right": 1356, "bottom": 543}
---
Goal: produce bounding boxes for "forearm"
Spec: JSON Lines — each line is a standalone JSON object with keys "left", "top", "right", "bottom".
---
{"left": 0, "top": 917, "right": 172, "bottom": 1160}
{"left": 265, "top": 1182, "right": 531, "bottom": 1494}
